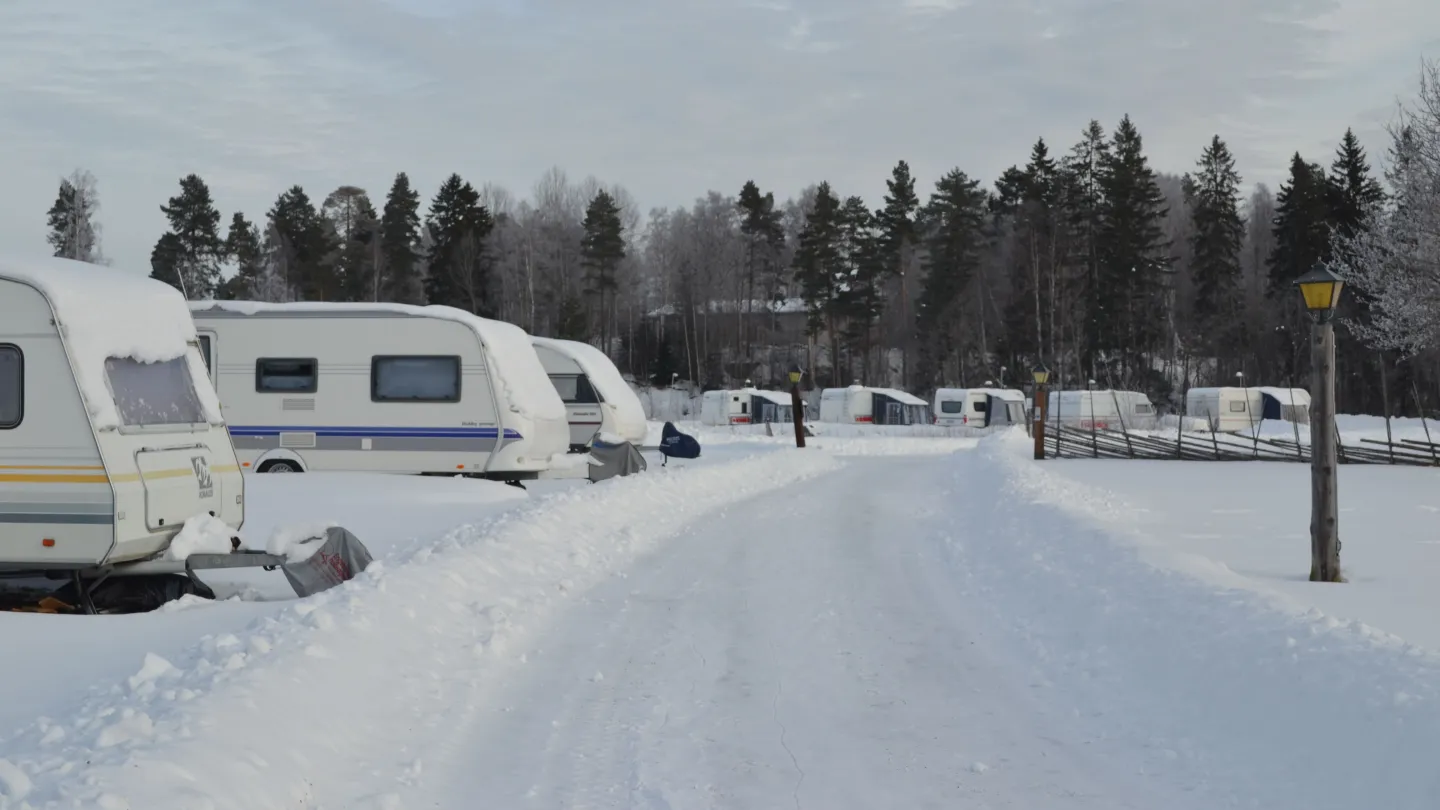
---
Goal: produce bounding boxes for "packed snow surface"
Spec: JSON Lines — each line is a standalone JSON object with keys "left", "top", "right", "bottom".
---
{"left": 531, "top": 336, "right": 648, "bottom": 443}
{"left": 1, "top": 256, "right": 221, "bottom": 430}
{"left": 4, "top": 431, "right": 1440, "bottom": 808}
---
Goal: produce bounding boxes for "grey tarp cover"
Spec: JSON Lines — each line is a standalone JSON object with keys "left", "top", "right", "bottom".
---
{"left": 587, "top": 440, "right": 647, "bottom": 483}
{"left": 281, "top": 526, "right": 374, "bottom": 598}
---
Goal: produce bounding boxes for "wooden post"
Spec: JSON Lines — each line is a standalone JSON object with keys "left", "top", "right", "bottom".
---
{"left": 1033, "top": 387, "right": 1047, "bottom": 460}
{"left": 1310, "top": 321, "right": 1341, "bottom": 582}
{"left": 790, "top": 381, "right": 806, "bottom": 449}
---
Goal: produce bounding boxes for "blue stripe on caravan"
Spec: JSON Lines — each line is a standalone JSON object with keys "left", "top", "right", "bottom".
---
{"left": 227, "top": 426, "right": 523, "bottom": 440}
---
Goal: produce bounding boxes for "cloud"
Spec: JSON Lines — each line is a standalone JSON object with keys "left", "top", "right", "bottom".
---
{"left": 0, "top": 0, "right": 1435, "bottom": 273}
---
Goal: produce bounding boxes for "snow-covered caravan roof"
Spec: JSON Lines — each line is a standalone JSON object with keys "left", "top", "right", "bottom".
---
{"left": 2, "top": 256, "right": 222, "bottom": 430}
{"left": 531, "top": 337, "right": 648, "bottom": 443}
{"left": 938, "top": 387, "right": 1024, "bottom": 402}
{"left": 746, "top": 389, "right": 792, "bottom": 405}
{"left": 870, "top": 387, "right": 926, "bottom": 406}
{"left": 1255, "top": 386, "right": 1310, "bottom": 405}
{"left": 189, "top": 300, "right": 566, "bottom": 426}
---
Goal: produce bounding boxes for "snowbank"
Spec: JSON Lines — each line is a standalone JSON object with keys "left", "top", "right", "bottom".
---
{"left": 2, "top": 257, "right": 222, "bottom": 431}
{"left": 532, "top": 337, "right": 648, "bottom": 443}
{"left": 945, "top": 434, "right": 1440, "bottom": 808}
{"left": 0, "top": 448, "right": 842, "bottom": 809}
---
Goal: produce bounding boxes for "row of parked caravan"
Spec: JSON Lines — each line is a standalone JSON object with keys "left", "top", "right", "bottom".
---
{"left": 0, "top": 256, "right": 647, "bottom": 588}
{"left": 697, "top": 382, "right": 1309, "bottom": 435}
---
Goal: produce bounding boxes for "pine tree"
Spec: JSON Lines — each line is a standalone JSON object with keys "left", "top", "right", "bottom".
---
{"left": 836, "top": 196, "right": 883, "bottom": 381}
{"left": 792, "top": 183, "right": 845, "bottom": 380}
{"left": 995, "top": 140, "right": 1062, "bottom": 363}
{"left": 321, "top": 186, "right": 380, "bottom": 301}
{"left": 152, "top": 174, "right": 225, "bottom": 298}
{"left": 1096, "top": 116, "right": 1173, "bottom": 378}
{"left": 580, "top": 189, "right": 626, "bottom": 348}
{"left": 149, "top": 232, "right": 185, "bottom": 291}
{"left": 736, "top": 180, "right": 787, "bottom": 350}
{"left": 46, "top": 170, "right": 103, "bottom": 263}
{"left": 556, "top": 294, "right": 589, "bottom": 341}
{"left": 1267, "top": 153, "right": 1332, "bottom": 295}
{"left": 914, "top": 169, "right": 989, "bottom": 389}
{"left": 381, "top": 173, "right": 424, "bottom": 303}
{"left": 425, "top": 174, "right": 496, "bottom": 316}
{"left": 267, "top": 186, "right": 335, "bottom": 301}
{"left": 1183, "top": 135, "right": 1246, "bottom": 373}
{"left": 216, "top": 213, "right": 265, "bottom": 299}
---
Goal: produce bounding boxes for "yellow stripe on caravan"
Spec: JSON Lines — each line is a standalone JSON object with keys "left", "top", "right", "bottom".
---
{"left": 0, "top": 473, "right": 109, "bottom": 484}
{"left": 0, "top": 465, "right": 106, "bottom": 471}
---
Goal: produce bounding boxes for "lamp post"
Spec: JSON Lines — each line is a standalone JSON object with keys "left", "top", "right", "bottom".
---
{"left": 1032, "top": 364, "right": 1050, "bottom": 460}
{"left": 788, "top": 365, "right": 806, "bottom": 449}
{"left": 1294, "top": 264, "right": 1345, "bottom": 583}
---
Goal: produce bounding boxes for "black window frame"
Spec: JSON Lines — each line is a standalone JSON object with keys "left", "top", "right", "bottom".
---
{"left": 255, "top": 357, "right": 319, "bottom": 394}
{"left": 548, "top": 373, "right": 602, "bottom": 405}
{"left": 939, "top": 400, "right": 964, "bottom": 414}
{"left": 198, "top": 335, "right": 212, "bottom": 372}
{"left": 0, "top": 344, "right": 21, "bottom": 429}
{"left": 370, "top": 355, "right": 462, "bottom": 403}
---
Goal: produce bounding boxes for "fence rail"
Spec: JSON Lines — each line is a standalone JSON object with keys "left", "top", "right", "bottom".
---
{"left": 1043, "top": 424, "right": 1440, "bottom": 466}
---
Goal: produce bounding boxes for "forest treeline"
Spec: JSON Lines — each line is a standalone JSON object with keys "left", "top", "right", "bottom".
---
{"left": 43, "top": 59, "right": 1440, "bottom": 416}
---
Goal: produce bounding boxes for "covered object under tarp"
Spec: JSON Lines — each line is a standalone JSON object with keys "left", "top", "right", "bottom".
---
{"left": 587, "top": 437, "right": 648, "bottom": 482}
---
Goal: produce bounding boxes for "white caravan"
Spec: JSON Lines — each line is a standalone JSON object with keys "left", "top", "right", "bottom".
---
{"left": 1049, "top": 389, "right": 1158, "bottom": 430}
{"left": 933, "top": 387, "right": 1027, "bottom": 428}
{"left": 0, "top": 257, "right": 254, "bottom": 586}
{"left": 188, "top": 302, "right": 569, "bottom": 482}
{"left": 1185, "top": 387, "right": 1264, "bottom": 433}
{"left": 819, "top": 385, "right": 930, "bottom": 425}
{"left": 700, "top": 388, "right": 795, "bottom": 426}
{"left": 530, "top": 337, "right": 648, "bottom": 449}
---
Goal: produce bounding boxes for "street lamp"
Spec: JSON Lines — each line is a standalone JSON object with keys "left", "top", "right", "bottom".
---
{"left": 1294, "top": 264, "right": 1345, "bottom": 582}
{"left": 788, "top": 364, "right": 806, "bottom": 449}
{"left": 1032, "top": 364, "right": 1050, "bottom": 460}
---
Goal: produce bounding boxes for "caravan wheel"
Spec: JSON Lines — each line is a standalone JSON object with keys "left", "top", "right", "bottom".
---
{"left": 259, "top": 460, "right": 301, "bottom": 473}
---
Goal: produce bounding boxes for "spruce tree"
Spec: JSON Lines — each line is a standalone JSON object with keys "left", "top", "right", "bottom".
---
{"left": 837, "top": 196, "right": 883, "bottom": 380}
{"left": 580, "top": 189, "right": 626, "bottom": 348}
{"left": 267, "top": 186, "right": 335, "bottom": 301}
{"left": 1097, "top": 116, "right": 1173, "bottom": 376}
{"left": 381, "top": 172, "right": 424, "bottom": 303}
{"left": 876, "top": 160, "right": 921, "bottom": 384}
{"left": 1183, "top": 135, "right": 1245, "bottom": 372}
{"left": 152, "top": 174, "right": 225, "bottom": 298}
{"left": 792, "top": 183, "right": 846, "bottom": 383}
{"left": 217, "top": 213, "right": 265, "bottom": 299}
{"left": 1065, "top": 121, "right": 1111, "bottom": 370}
{"left": 149, "top": 232, "right": 185, "bottom": 292}
{"left": 737, "top": 180, "right": 787, "bottom": 308}
{"left": 1327, "top": 129, "right": 1386, "bottom": 240}
{"left": 46, "top": 170, "right": 103, "bottom": 263}
{"left": 1267, "top": 153, "right": 1332, "bottom": 294}
{"left": 425, "top": 174, "right": 495, "bottom": 316}
{"left": 995, "top": 140, "right": 1061, "bottom": 362}
{"left": 915, "top": 169, "right": 989, "bottom": 389}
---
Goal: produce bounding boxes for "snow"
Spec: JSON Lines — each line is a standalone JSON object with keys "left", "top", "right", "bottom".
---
{"left": 263, "top": 522, "right": 339, "bottom": 563}
{"left": 531, "top": 336, "right": 648, "bottom": 443}
{"left": 188, "top": 300, "right": 567, "bottom": 453}
{"left": 162, "top": 514, "right": 240, "bottom": 560}
{"left": 0, "top": 255, "right": 222, "bottom": 431}
{"left": 7, "top": 429, "right": 1440, "bottom": 807}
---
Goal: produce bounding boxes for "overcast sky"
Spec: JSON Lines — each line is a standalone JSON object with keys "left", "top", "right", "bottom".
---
{"left": 0, "top": 0, "right": 1436, "bottom": 274}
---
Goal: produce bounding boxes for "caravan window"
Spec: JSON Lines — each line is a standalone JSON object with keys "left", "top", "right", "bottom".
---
{"left": 105, "top": 356, "right": 206, "bottom": 427}
{"left": 972, "top": 401, "right": 986, "bottom": 413}
{"left": 0, "top": 345, "right": 20, "bottom": 429}
{"left": 198, "top": 335, "right": 212, "bottom": 371}
{"left": 1229, "top": 400, "right": 1246, "bottom": 412}
{"left": 549, "top": 374, "right": 600, "bottom": 404}
{"left": 256, "top": 358, "right": 318, "bottom": 393}
{"left": 939, "top": 401, "right": 964, "bottom": 414}
{"left": 372, "top": 356, "right": 461, "bottom": 402}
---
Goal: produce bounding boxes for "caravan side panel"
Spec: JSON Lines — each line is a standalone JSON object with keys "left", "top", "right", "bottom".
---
{"left": 0, "top": 280, "right": 113, "bottom": 566}
{"left": 200, "top": 312, "right": 504, "bottom": 475}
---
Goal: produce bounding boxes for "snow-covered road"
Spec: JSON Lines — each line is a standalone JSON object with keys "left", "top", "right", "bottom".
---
{"left": 413, "top": 455, "right": 1175, "bottom": 809}
{"left": 7, "top": 436, "right": 1440, "bottom": 809}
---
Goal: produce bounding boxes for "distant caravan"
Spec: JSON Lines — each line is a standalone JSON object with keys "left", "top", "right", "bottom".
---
{"left": 819, "top": 385, "right": 931, "bottom": 425}
{"left": 530, "top": 337, "right": 648, "bottom": 450}
{"left": 188, "top": 302, "right": 570, "bottom": 483}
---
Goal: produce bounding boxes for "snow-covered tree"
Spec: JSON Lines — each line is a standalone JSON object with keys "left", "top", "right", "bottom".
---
{"left": 1332, "top": 60, "right": 1440, "bottom": 355}
{"left": 45, "top": 169, "right": 104, "bottom": 263}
